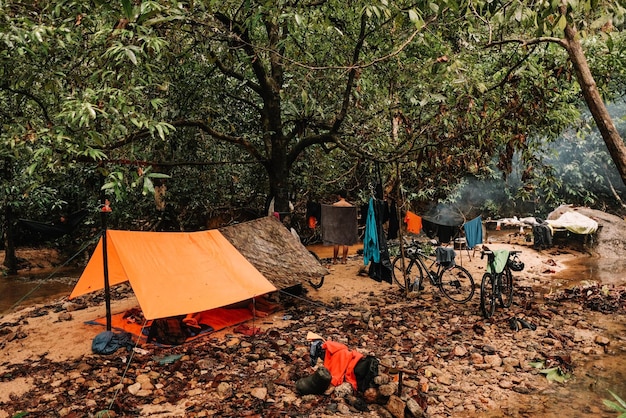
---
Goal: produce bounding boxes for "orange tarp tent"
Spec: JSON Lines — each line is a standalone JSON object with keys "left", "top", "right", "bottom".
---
{"left": 70, "top": 229, "right": 276, "bottom": 320}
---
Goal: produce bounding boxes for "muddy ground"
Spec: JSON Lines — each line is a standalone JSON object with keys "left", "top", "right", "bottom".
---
{"left": 0, "top": 230, "right": 625, "bottom": 417}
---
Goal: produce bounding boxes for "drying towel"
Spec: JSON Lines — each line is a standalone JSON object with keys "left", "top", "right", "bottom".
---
{"left": 463, "top": 216, "right": 483, "bottom": 249}
{"left": 435, "top": 247, "right": 456, "bottom": 267}
{"left": 404, "top": 211, "right": 423, "bottom": 234}
{"left": 321, "top": 204, "right": 358, "bottom": 245}
{"left": 363, "top": 198, "right": 380, "bottom": 264}
{"left": 487, "top": 250, "right": 509, "bottom": 274}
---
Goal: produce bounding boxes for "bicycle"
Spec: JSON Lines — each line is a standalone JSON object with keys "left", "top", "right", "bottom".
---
{"left": 479, "top": 248, "right": 524, "bottom": 319}
{"left": 391, "top": 240, "right": 475, "bottom": 303}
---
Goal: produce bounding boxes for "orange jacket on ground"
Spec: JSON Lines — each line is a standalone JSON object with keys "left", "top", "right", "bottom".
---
{"left": 322, "top": 341, "right": 364, "bottom": 390}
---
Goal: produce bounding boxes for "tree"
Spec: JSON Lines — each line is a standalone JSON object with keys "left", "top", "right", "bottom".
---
{"left": 475, "top": 0, "right": 626, "bottom": 187}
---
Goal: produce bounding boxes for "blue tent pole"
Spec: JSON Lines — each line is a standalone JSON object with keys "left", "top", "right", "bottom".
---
{"left": 101, "top": 200, "right": 112, "bottom": 331}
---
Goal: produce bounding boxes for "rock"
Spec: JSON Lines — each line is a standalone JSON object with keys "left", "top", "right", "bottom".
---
{"left": 337, "top": 402, "right": 351, "bottom": 414}
{"left": 482, "top": 345, "right": 497, "bottom": 354}
{"left": 453, "top": 345, "right": 467, "bottom": 357}
{"left": 470, "top": 352, "right": 484, "bottom": 364}
{"left": 334, "top": 382, "right": 354, "bottom": 398}
{"left": 127, "top": 382, "right": 142, "bottom": 395}
{"left": 502, "top": 357, "right": 520, "bottom": 368}
{"left": 594, "top": 335, "right": 610, "bottom": 346}
{"left": 484, "top": 354, "right": 502, "bottom": 368}
{"left": 406, "top": 397, "right": 425, "bottom": 417}
{"left": 498, "top": 380, "right": 513, "bottom": 389}
{"left": 217, "top": 382, "right": 233, "bottom": 398}
{"left": 386, "top": 395, "right": 406, "bottom": 418}
{"left": 250, "top": 387, "right": 267, "bottom": 400}
{"left": 57, "top": 312, "right": 72, "bottom": 321}
{"left": 438, "top": 374, "right": 452, "bottom": 385}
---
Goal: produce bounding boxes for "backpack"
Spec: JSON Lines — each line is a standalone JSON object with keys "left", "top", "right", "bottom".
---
{"left": 354, "top": 355, "right": 379, "bottom": 393}
{"left": 147, "top": 316, "right": 187, "bottom": 345}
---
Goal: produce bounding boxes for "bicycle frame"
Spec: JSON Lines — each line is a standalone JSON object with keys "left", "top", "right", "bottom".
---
{"left": 480, "top": 249, "right": 520, "bottom": 318}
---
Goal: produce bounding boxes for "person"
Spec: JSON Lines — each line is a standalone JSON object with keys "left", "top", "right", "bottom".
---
{"left": 332, "top": 190, "right": 353, "bottom": 264}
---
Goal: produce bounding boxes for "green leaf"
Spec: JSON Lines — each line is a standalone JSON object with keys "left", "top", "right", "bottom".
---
{"left": 147, "top": 173, "right": 171, "bottom": 179}
{"left": 143, "top": 177, "right": 154, "bottom": 195}
{"left": 608, "top": 390, "right": 626, "bottom": 410}
{"left": 125, "top": 48, "right": 138, "bottom": 65}
{"left": 121, "top": 0, "right": 133, "bottom": 19}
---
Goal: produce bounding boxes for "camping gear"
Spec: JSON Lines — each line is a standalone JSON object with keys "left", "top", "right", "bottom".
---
{"left": 91, "top": 330, "right": 133, "bottom": 355}
{"left": 547, "top": 211, "right": 599, "bottom": 235}
{"left": 219, "top": 216, "right": 328, "bottom": 290}
{"left": 70, "top": 229, "right": 276, "bottom": 320}
{"left": 320, "top": 204, "right": 359, "bottom": 246}
{"left": 19, "top": 209, "right": 89, "bottom": 239}
{"left": 296, "top": 366, "right": 332, "bottom": 395}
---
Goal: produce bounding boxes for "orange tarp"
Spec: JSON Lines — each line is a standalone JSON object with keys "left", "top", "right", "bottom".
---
{"left": 70, "top": 230, "right": 276, "bottom": 320}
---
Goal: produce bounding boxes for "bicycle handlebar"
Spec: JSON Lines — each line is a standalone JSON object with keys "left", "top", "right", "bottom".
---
{"left": 480, "top": 249, "right": 522, "bottom": 259}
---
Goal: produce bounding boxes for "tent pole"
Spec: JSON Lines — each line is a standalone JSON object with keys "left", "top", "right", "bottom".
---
{"left": 101, "top": 200, "right": 112, "bottom": 331}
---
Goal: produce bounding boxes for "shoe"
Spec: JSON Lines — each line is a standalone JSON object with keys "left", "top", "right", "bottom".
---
{"left": 296, "top": 366, "right": 332, "bottom": 395}
{"left": 517, "top": 318, "right": 536, "bottom": 331}
{"left": 509, "top": 317, "right": 520, "bottom": 331}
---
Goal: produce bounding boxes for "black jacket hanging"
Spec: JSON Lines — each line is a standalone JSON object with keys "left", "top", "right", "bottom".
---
{"left": 368, "top": 198, "right": 392, "bottom": 284}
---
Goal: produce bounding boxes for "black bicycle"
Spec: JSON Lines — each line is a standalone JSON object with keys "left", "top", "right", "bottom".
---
{"left": 480, "top": 249, "right": 524, "bottom": 318}
{"left": 391, "top": 241, "right": 475, "bottom": 303}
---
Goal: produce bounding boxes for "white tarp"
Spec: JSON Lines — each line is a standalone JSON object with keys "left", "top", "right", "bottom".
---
{"left": 546, "top": 211, "right": 598, "bottom": 235}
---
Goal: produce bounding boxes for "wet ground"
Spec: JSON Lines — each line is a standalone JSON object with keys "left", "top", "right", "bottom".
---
{"left": 2, "top": 242, "right": 626, "bottom": 416}
{"left": 0, "top": 271, "right": 78, "bottom": 314}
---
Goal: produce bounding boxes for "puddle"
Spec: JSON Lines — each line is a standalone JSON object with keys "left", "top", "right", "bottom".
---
{"left": 552, "top": 256, "right": 626, "bottom": 287}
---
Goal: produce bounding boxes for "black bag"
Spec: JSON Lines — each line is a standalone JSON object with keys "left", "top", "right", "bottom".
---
{"left": 147, "top": 316, "right": 187, "bottom": 345}
{"left": 354, "top": 355, "right": 379, "bottom": 393}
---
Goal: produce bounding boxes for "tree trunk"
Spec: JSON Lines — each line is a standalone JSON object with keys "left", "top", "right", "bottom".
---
{"left": 3, "top": 204, "right": 18, "bottom": 275}
{"left": 564, "top": 24, "right": 626, "bottom": 187}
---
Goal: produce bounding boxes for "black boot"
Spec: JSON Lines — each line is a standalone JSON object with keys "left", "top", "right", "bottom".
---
{"left": 296, "top": 366, "right": 332, "bottom": 395}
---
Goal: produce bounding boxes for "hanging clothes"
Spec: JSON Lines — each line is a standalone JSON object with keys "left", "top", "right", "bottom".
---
{"left": 367, "top": 198, "right": 393, "bottom": 283}
{"left": 487, "top": 250, "right": 510, "bottom": 274}
{"left": 422, "top": 219, "right": 456, "bottom": 244}
{"left": 404, "top": 211, "right": 423, "bottom": 234}
{"left": 435, "top": 247, "right": 456, "bottom": 267}
{"left": 320, "top": 204, "right": 358, "bottom": 245}
{"left": 363, "top": 198, "right": 380, "bottom": 265}
{"left": 463, "top": 216, "right": 483, "bottom": 249}
{"left": 387, "top": 199, "right": 399, "bottom": 240}
{"left": 306, "top": 201, "right": 322, "bottom": 229}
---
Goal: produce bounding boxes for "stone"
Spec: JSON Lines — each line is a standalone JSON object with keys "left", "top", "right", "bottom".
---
{"left": 217, "top": 382, "right": 233, "bottom": 398}
{"left": 406, "top": 397, "right": 425, "bottom": 417}
{"left": 484, "top": 354, "right": 502, "bottom": 368}
{"left": 127, "top": 382, "right": 142, "bottom": 395}
{"left": 386, "top": 395, "right": 406, "bottom": 418}
{"left": 595, "top": 336, "right": 610, "bottom": 346}
{"left": 470, "top": 352, "right": 484, "bottom": 364}
{"left": 250, "top": 387, "right": 267, "bottom": 400}
{"left": 453, "top": 345, "right": 467, "bottom": 357}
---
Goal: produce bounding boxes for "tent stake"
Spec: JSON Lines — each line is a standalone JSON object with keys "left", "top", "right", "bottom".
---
{"left": 101, "top": 200, "right": 112, "bottom": 331}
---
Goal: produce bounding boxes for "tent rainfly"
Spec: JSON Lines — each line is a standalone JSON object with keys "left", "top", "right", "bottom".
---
{"left": 70, "top": 229, "right": 276, "bottom": 320}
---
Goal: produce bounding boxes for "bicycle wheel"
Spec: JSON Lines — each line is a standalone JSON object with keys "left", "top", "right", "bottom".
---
{"left": 480, "top": 273, "right": 496, "bottom": 319}
{"left": 498, "top": 267, "right": 514, "bottom": 308}
{"left": 392, "top": 256, "right": 423, "bottom": 291}
{"left": 438, "top": 264, "right": 475, "bottom": 303}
